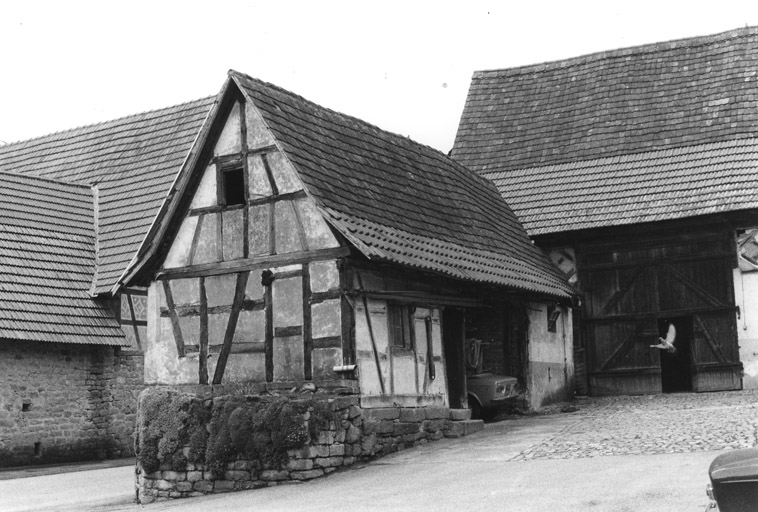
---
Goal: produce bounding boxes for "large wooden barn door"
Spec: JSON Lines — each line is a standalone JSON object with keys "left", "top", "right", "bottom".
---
{"left": 580, "top": 227, "right": 742, "bottom": 396}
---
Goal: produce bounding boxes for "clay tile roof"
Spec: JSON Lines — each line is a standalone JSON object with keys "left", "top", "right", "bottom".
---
{"left": 0, "top": 97, "right": 216, "bottom": 294}
{"left": 452, "top": 26, "right": 758, "bottom": 235}
{"left": 0, "top": 172, "right": 126, "bottom": 345}
{"left": 231, "top": 71, "right": 572, "bottom": 298}
{"left": 487, "top": 138, "right": 758, "bottom": 236}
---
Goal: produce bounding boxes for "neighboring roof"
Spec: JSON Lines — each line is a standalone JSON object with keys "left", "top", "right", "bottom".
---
{"left": 452, "top": 26, "right": 758, "bottom": 236}
{"left": 0, "top": 97, "right": 215, "bottom": 294}
{"left": 164, "top": 71, "right": 570, "bottom": 297}
{"left": 490, "top": 138, "right": 758, "bottom": 236}
{"left": 0, "top": 172, "right": 125, "bottom": 345}
{"left": 453, "top": 26, "right": 758, "bottom": 173}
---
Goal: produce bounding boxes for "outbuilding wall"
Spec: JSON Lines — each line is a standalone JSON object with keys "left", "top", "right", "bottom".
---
{"left": 0, "top": 340, "right": 143, "bottom": 467}
{"left": 527, "top": 302, "right": 574, "bottom": 409}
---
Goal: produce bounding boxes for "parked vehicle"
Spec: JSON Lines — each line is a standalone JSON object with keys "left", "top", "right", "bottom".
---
{"left": 706, "top": 447, "right": 758, "bottom": 511}
{"left": 465, "top": 338, "right": 519, "bottom": 419}
{"left": 466, "top": 372, "right": 518, "bottom": 420}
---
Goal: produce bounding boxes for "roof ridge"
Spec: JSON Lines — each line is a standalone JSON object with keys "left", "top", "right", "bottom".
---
{"left": 0, "top": 96, "right": 215, "bottom": 147}
{"left": 474, "top": 25, "right": 758, "bottom": 79}
{"left": 229, "top": 69, "right": 459, "bottom": 163}
{"left": 0, "top": 169, "right": 91, "bottom": 189}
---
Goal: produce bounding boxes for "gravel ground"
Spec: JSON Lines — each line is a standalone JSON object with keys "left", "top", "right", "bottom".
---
{"left": 505, "top": 390, "right": 758, "bottom": 461}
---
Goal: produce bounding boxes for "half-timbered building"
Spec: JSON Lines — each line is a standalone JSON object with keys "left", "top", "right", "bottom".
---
{"left": 123, "top": 70, "right": 575, "bottom": 411}
{"left": 0, "top": 70, "right": 574, "bottom": 466}
{"left": 453, "top": 26, "right": 758, "bottom": 396}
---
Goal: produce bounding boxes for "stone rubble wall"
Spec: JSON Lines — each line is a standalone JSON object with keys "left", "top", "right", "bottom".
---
{"left": 136, "top": 395, "right": 481, "bottom": 502}
{"left": 0, "top": 340, "right": 144, "bottom": 467}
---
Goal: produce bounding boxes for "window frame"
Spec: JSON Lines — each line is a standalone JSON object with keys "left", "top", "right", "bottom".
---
{"left": 387, "top": 303, "right": 416, "bottom": 354}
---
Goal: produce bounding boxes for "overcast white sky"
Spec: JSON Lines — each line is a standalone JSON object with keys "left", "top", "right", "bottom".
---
{"left": 2, "top": 1, "right": 758, "bottom": 153}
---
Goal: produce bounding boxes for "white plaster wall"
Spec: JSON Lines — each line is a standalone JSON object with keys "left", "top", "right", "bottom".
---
{"left": 355, "top": 301, "right": 446, "bottom": 405}
{"left": 526, "top": 302, "right": 574, "bottom": 410}
{"left": 733, "top": 268, "right": 758, "bottom": 388}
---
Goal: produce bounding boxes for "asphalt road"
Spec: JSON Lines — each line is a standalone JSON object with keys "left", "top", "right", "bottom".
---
{"left": 4, "top": 391, "right": 751, "bottom": 511}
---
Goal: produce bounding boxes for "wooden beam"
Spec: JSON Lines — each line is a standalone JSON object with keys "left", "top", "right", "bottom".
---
{"left": 357, "top": 272, "right": 385, "bottom": 395}
{"left": 161, "top": 280, "right": 186, "bottom": 358}
{"left": 212, "top": 271, "right": 250, "bottom": 384}
{"left": 248, "top": 190, "right": 307, "bottom": 207}
{"left": 263, "top": 270, "right": 274, "bottom": 382}
{"left": 199, "top": 277, "right": 209, "bottom": 385}
{"left": 261, "top": 152, "right": 279, "bottom": 197}
{"left": 126, "top": 294, "right": 142, "bottom": 351}
{"left": 312, "top": 336, "right": 342, "bottom": 349}
{"left": 302, "top": 263, "right": 313, "bottom": 380}
{"left": 156, "top": 246, "right": 351, "bottom": 280}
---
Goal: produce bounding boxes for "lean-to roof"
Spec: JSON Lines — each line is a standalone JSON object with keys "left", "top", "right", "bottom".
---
{"left": 0, "top": 172, "right": 125, "bottom": 344}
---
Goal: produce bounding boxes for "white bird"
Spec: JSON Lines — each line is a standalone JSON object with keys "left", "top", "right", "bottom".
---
{"left": 651, "top": 323, "right": 677, "bottom": 354}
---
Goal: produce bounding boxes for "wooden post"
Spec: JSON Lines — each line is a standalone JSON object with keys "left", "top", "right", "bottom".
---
{"left": 199, "top": 277, "right": 209, "bottom": 384}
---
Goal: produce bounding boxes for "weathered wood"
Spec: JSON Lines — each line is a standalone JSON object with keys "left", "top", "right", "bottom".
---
{"left": 660, "top": 262, "right": 727, "bottom": 308}
{"left": 274, "top": 325, "right": 303, "bottom": 337}
{"left": 126, "top": 294, "right": 142, "bottom": 350}
{"left": 596, "top": 264, "right": 651, "bottom": 318}
{"left": 246, "top": 144, "right": 278, "bottom": 156}
{"left": 160, "top": 299, "right": 265, "bottom": 317}
{"left": 356, "top": 272, "right": 385, "bottom": 395}
{"left": 598, "top": 329, "right": 639, "bottom": 372}
{"left": 264, "top": 270, "right": 274, "bottom": 382}
{"left": 248, "top": 190, "right": 307, "bottom": 207}
{"left": 312, "top": 335, "right": 342, "bottom": 349}
{"left": 156, "top": 246, "right": 351, "bottom": 280}
{"left": 198, "top": 277, "right": 209, "bottom": 385}
{"left": 215, "top": 209, "right": 224, "bottom": 262}
{"left": 694, "top": 314, "right": 729, "bottom": 364}
{"left": 291, "top": 198, "right": 310, "bottom": 252}
{"left": 188, "top": 214, "right": 204, "bottom": 266}
{"left": 425, "top": 315, "right": 435, "bottom": 384}
{"left": 351, "top": 289, "right": 488, "bottom": 308}
{"left": 261, "top": 152, "right": 279, "bottom": 197}
{"left": 273, "top": 268, "right": 303, "bottom": 280}
{"left": 187, "top": 204, "right": 245, "bottom": 217}
{"left": 268, "top": 201, "right": 276, "bottom": 255}
{"left": 302, "top": 263, "right": 313, "bottom": 380}
{"left": 209, "top": 342, "right": 266, "bottom": 354}
{"left": 212, "top": 271, "right": 250, "bottom": 384}
{"left": 310, "top": 289, "right": 342, "bottom": 304}
{"left": 161, "top": 280, "right": 186, "bottom": 358}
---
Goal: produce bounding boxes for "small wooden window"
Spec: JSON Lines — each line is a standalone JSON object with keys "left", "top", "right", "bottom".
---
{"left": 388, "top": 304, "right": 415, "bottom": 351}
{"left": 222, "top": 168, "right": 245, "bottom": 206}
{"left": 547, "top": 305, "right": 560, "bottom": 333}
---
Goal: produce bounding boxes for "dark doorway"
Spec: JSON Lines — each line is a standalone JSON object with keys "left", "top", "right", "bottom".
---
{"left": 443, "top": 308, "right": 467, "bottom": 409}
{"left": 658, "top": 317, "right": 692, "bottom": 393}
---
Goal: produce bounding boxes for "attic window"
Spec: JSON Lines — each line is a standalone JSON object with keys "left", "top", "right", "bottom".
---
{"left": 222, "top": 168, "right": 246, "bottom": 206}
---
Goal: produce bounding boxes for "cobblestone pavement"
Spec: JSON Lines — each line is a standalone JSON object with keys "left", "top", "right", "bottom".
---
{"left": 509, "top": 390, "right": 758, "bottom": 461}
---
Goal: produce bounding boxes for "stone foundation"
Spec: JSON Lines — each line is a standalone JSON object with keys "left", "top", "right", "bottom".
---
{"left": 136, "top": 391, "right": 482, "bottom": 502}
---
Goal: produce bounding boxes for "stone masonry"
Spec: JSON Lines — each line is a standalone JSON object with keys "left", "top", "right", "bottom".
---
{"left": 136, "top": 394, "right": 482, "bottom": 502}
{"left": 0, "top": 339, "right": 144, "bottom": 467}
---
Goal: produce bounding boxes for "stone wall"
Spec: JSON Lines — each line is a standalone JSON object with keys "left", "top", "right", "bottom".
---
{"left": 0, "top": 339, "right": 144, "bottom": 467}
{"left": 135, "top": 389, "right": 481, "bottom": 502}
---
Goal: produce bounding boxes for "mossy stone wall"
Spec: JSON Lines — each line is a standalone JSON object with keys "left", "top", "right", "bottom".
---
{"left": 135, "top": 386, "right": 480, "bottom": 502}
